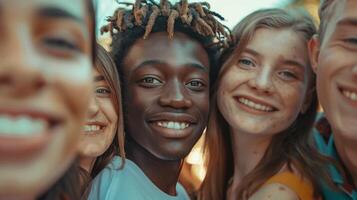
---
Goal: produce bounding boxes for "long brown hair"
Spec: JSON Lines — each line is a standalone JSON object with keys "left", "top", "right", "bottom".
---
{"left": 80, "top": 44, "right": 125, "bottom": 196}
{"left": 199, "top": 8, "right": 334, "bottom": 200}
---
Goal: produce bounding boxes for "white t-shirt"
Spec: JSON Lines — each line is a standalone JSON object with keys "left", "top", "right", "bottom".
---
{"left": 87, "top": 156, "right": 190, "bottom": 200}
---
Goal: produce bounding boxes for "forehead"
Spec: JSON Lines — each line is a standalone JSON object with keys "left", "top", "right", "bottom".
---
{"left": 323, "top": 1, "right": 357, "bottom": 40}
{"left": 247, "top": 28, "right": 306, "bottom": 58}
{"left": 2, "top": 0, "right": 86, "bottom": 19}
{"left": 123, "top": 32, "right": 209, "bottom": 71}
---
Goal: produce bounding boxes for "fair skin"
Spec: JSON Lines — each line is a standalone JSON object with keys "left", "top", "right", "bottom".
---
{"left": 79, "top": 68, "right": 118, "bottom": 173}
{"left": 0, "top": 0, "right": 92, "bottom": 199}
{"left": 309, "top": 0, "right": 357, "bottom": 188}
{"left": 218, "top": 28, "right": 311, "bottom": 200}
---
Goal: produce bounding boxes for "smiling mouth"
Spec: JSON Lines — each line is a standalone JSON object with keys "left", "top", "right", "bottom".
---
{"left": 82, "top": 124, "right": 104, "bottom": 133}
{"left": 155, "top": 121, "right": 190, "bottom": 130}
{"left": 0, "top": 111, "right": 62, "bottom": 161}
{"left": 0, "top": 114, "right": 57, "bottom": 138}
{"left": 237, "top": 97, "right": 276, "bottom": 112}
{"left": 340, "top": 88, "right": 357, "bottom": 102}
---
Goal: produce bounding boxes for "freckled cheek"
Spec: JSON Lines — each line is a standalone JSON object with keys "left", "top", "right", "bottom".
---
{"left": 279, "top": 86, "right": 305, "bottom": 120}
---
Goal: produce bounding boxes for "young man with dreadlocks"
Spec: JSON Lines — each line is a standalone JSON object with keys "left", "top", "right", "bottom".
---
{"left": 309, "top": 0, "right": 357, "bottom": 199}
{"left": 87, "top": 0, "right": 230, "bottom": 199}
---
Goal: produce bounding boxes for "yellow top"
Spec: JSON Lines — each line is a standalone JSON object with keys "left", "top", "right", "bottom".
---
{"left": 264, "top": 172, "right": 314, "bottom": 200}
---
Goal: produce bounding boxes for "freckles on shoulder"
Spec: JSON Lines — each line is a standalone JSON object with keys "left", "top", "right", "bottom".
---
{"left": 248, "top": 183, "right": 299, "bottom": 200}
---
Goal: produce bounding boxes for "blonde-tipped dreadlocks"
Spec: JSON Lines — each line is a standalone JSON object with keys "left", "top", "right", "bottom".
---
{"left": 102, "top": 0, "right": 231, "bottom": 46}
{"left": 105, "top": 0, "right": 232, "bottom": 88}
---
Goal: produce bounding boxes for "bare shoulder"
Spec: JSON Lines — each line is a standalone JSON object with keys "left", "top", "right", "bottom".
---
{"left": 248, "top": 183, "right": 299, "bottom": 200}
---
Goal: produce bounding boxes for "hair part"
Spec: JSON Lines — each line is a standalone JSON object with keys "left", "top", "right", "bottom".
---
{"left": 199, "top": 8, "right": 335, "bottom": 200}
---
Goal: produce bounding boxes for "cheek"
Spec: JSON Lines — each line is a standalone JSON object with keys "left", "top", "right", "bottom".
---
{"left": 54, "top": 58, "right": 92, "bottom": 119}
{"left": 192, "top": 90, "right": 210, "bottom": 115}
{"left": 217, "top": 85, "right": 235, "bottom": 124}
{"left": 101, "top": 98, "right": 118, "bottom": 124}
{"left": 280, "top": 84, "right": 306, "bottom": 118}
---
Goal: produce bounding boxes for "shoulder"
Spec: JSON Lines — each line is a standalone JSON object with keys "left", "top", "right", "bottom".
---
{"left": 176, "top": 183, "right": 190, "bottom": 200}
{"left": 257, "top": 171, "right": 315, "bottom": 200}
{"left": 249, "top": 183, "right": 299, "bottom": 200}
{"left": 87, "top": 157, "right": 126, "bottom": 199}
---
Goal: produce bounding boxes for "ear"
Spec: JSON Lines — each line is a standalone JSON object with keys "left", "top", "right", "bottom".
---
{"left": 301, "top": 86, "right": 315, "bottom": 114}
{"left": 308, "top": 34, "right": 320, "bottom": 74}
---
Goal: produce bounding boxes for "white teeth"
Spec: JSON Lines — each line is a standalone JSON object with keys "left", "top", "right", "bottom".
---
{"left": 238, "top": 97, "right": 274, "bottom": 112}
{"left": 82, "top": 125, "right": 102, "bottom": 132}
{"left": 156, "top": 121, "right": 190, "bottom": 130}
{"left": 342, "top": 89, "right": 357, "bottom": 101}
{"left": 0, "top": 115, "right": 47, "bottom": 137}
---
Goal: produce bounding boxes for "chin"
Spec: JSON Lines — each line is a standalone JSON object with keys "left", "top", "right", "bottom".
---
{"left": 153, "top": 147, "right": 191, "bottom": 161}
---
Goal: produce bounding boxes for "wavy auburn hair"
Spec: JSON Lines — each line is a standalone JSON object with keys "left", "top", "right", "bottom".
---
{"left": 199, "top": 8, "right": 334, "bottom": 200}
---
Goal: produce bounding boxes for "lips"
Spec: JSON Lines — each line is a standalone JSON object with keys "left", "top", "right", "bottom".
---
{"left": 235, "top": 96, "right": 278, "bottom": 113}
{"left": 0, "top": 109, "right": 63, "bottom": 161}
{"left": 156, "top": 121, "right": 190, "bottom": 130}
{"left": 147, "top": 112, "right": 197, "bottom": 139}
{"left": 340, "top": 87, "right": 357, "bottom": 102}
{"left": 82, "top": 122, "right": 106, "bottom": 134}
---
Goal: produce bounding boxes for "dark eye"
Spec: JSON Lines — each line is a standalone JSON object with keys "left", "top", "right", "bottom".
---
{"left": 43, "top": 37, "right": 79, "bottom": 50}
{"left": 138, "top": 76, "right": 163, "bottom": 88}
{"left": 95, "top": 87, "right": 111, "bottom": 97}
{"left": 343, "top": 38, "right": 357, "bottom": 45}
{"left": 186, "top": 80, "right": 206, "bottom": 91}
{"left": 238, "top": 58, "right": 256, "bottom": 69}
{"left": 277, "top": 70, "right": 298, "bottom": 81}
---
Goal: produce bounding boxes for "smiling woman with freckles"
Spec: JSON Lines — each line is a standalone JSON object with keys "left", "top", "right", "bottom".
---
{"left": 0, "top": 0, "right": 95, "bottom": 199}
{"left": 199, "top": 8, "right": 336, "bottom": 200}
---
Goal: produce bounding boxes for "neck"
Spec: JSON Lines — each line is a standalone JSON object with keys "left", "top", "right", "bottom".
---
{"left": 334, "top": 134, "right": 357, "bottom": 189}
{"left": 79, "top": 156, "right": 96, "bottom": 173}
{"left": 126, "top": 139, "right": 183, "bottom": 196}
{"left": 230, "top": 130, "right": 272, "bottom": 184}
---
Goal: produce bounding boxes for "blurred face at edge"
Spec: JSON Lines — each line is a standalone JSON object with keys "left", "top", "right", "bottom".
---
{"left": 0, "top": 0, "right": 93, "bottom": 198}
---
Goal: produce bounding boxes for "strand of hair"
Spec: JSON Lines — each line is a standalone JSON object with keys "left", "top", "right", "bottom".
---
{"left": 144, "top": 5, "right": 160, "bottom": 39}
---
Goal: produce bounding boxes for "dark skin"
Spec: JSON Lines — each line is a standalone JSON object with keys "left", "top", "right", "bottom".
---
{"left": 122, "top": 32, "right": 210, "bottom": 195}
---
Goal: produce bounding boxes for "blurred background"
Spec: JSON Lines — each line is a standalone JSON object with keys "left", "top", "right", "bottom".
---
{"left": 93, "top": 0, "right": 320, "bottom": 40}
{"left": 92, "top": 0, "right": 320, "bottom": 197}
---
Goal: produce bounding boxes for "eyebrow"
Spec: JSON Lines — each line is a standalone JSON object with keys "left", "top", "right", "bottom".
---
{"left": 37, "top": 6, "right": 84, "bottom": 23}
{"left": 336, "top": 18, "right": 357, "bottom": 27}
{"left": 242, "top": 48, "right": 261, "bottom": 58}
{"left": 135, "top": 60, "right": 208, "bottom": 72}
{"left": 282, "top": 60, "right": 306, "bottom": 70}
{"left": 94, "top": 75, "right": 105, "bottom": 82}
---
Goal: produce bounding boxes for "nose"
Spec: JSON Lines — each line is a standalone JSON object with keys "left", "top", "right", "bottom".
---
{"left": 158, "top": 80, "right": 193, "bottom": 109}
{"left": 87, "top": 95, "right": 100, "bottom": 117}
{"left": 247, "top": 66, "right": 274, "bottom": 94}
{"left": 0, "top": 25, "right": 45, "bottom": 97}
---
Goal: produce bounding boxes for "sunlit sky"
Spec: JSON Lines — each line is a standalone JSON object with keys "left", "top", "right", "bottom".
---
{"left": 92, "top": 0, "right": 293, "bottom": 38}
